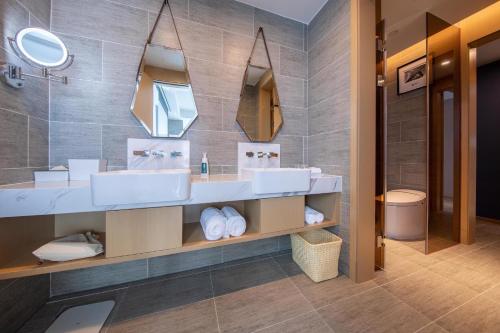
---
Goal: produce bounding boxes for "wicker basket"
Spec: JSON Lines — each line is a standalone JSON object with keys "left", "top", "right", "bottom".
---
{"left": 291, "top": 229, "right": 342, "bottom": 282}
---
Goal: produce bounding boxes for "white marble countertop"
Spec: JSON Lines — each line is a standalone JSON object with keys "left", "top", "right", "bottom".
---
{"left": 0, "top": 174, "right": 342, "bottom": 218}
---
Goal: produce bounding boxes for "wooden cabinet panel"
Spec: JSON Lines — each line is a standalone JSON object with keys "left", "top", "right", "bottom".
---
{"left": 245, "top": 196, "right": 304, "bottom": 234}
{"left": 106, "top": 206, "right": 182, "bottom": 258}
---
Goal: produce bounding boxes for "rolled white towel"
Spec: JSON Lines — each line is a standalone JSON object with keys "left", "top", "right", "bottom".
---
{"left": 221, "top": 206, "right": 247, "bottom": 238}
{"left": 33, "top": 233, "right": 103, "bottom": 262}
{"left": 200, "top": 207, "right": 227, "bottom": 241}
{"left": 305, "top": 206, "right": 325, "bottom": 225}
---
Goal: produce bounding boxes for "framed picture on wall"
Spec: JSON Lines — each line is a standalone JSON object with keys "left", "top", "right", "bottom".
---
{"left": 397, "top": 56, "right": 427, "bottom": 95}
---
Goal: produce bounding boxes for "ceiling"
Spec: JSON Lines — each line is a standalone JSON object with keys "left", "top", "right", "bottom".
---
{"left": 383, "top": 0, "right": 497, "bottom": 56}
{"left": 235, "top": 0, "right": 328, "bottom": 24}
{"left": 477, "top": 38, "right": 500, "bottom": 67}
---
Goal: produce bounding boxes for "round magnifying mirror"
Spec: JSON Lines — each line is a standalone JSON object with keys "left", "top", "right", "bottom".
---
{"left": 15, "top": 28, "right": 69, "bottom": 68}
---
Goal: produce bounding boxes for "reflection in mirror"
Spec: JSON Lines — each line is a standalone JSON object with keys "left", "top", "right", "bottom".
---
{"left": 131, "top": 0, "right": 197, "bottom": 138}
{"left": 237, "top": 28, "right": 282, "bottom": 142}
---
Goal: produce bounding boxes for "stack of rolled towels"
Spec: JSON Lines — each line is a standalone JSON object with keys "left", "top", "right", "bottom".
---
{"left": 305, "top": 206, "right": 325, "bottom": 225}
{"left": 200, "top": 206, "right": 247, "bottom": 241}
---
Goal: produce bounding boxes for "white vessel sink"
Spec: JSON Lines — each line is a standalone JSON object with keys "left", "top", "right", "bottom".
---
{"left": 242, "top": 168, "right": 311, "bottom": 194}
{"left": 91, "top": 169, "right": 191, "bottom": 206}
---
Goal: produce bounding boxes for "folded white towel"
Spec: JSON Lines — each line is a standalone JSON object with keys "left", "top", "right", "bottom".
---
{"left": 305, "top": 206, "right": 325, "bottom": 225}
{"left": 33, "top": 232, "right": 103, "bottom": 262}
{"left": 221, "top": 206, "right": 247, "bottom": 238}
{"left": 200, "top": 207, "right": 227, "bottom": 241}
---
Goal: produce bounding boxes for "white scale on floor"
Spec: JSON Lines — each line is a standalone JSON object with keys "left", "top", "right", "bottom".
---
{"left": 46, "top": 301, "right": 115, "bottom": 333}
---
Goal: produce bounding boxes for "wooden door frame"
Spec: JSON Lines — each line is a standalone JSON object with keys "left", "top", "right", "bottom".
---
{"left": 349, "top": 0, "right": 376, "bottom": 283}
{"left": 461, "top": 30, "right": 500, "bottom": 244}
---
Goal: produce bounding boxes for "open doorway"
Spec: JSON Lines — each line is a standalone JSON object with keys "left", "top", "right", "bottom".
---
{"left": 475, "top": 33, "right": 500, "bottom": 236}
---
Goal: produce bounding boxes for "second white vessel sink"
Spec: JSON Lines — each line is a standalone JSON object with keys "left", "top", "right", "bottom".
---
{"left": 242, "top": 168, "right": 311, "bottom": 194}
{"left": 91, "top": 169, "right": 191, "bottom": 206}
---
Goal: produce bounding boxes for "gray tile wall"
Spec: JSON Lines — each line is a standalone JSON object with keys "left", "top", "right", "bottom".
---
{"left": 46, "top": 0, "right": 354, "bottom": 294}
{"left": 387, "top": 51, "right": 427, "bottom": 192}
{"left": 50, "top": 235, "right": 290, "bottom": 296}
{"left": 49, "top": 0, "right": 308, "bottom": 171}
{"left": 307, "top": 0, "right": 351, "bottom": 275}
{"left": 45, "top": 0, "right": 312, "bottom": 297}
{"left": 0, "top": 0, "right": 50, "bottom": 185}
{"left": 0, "top": 1, "right": 51, "bottom": 328}
{"left": 0, "top": 0, "right": 354, "bottom": 301}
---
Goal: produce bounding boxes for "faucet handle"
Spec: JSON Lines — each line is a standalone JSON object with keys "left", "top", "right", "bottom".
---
{"left": 133, "top": 150, "right": 151, "bottom": 157}
{"left": 268, "top": 152, "right": 279, "bottom": 158}
{"left": 170, "top": 151, "right": 183, "bottom": 158}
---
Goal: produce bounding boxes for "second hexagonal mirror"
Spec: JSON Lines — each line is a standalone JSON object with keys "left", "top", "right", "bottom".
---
{"left": 236, "top": 27, "right": 283, "bottom": 142}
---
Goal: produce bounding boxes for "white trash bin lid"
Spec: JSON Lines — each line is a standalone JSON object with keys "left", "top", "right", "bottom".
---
{"left": 387, "top": 189, "right": 426, "bottom": 206}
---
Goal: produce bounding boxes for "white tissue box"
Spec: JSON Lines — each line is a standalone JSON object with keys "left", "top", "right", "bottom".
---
{"left": 68, "top": 159, "right": 107, "bottom": 181}
{"left": 34, "top": 170, "right": 69, "bottom": 182}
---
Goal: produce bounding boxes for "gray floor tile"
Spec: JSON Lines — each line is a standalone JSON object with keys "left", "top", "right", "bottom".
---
{"left": 437, "top": 295, "right": 500, "bottom": 333}
{"left": 415, "top": 323, "right": 449, "bottom": 333}
{"left": 211, "top": 258, "right": 287, "bottom": 296}
{"left": 19, "top": 224, "right": 500, "bottom": 333}
{"left": 19, "top": 289, "right": 126, "bottom": 333}
{"left": 483, "top": 282, "right": 500, "bottom": 304}
{"left": 112, "top": 272, "right": 213, "bottom": 322}
{"left": 428, "top": 247, "right": 500, "bottom": 293}
{"left": 257, "top": 311, "right": 333, "bottom": 333}
{"left": 108, "top": 299, "right": 219, "bottom": 333}
{"left": 215, "top": 279, "right": 313, "bottom": 333}
{"left": 291, "top": 273, "right": 378, "bottom": 309}
{"left": 318, "top": 287, "right": 430, "bottom": 333}
{"left": 387, "top": 243, "right": 442, "bottom": 268}
{"left": 382, "top": 270, "right": 478, "bottom": 320}
{"left": 373, "top": 251, "right": 424, "bottom": 285}
{"left": 0, "top": 275, "right": 49, "bottom": 333}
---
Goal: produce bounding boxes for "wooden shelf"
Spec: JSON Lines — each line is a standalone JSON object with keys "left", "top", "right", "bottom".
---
{"left": 0, "top": 219, "right": 338, "bottom": 280}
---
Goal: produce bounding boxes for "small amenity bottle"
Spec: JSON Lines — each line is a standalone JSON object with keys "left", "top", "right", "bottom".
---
{"left": 201, "top": 152, "right": 209, "bottom": 179}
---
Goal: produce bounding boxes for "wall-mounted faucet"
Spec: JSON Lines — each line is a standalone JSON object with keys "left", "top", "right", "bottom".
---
{"left": 133, "top": 150, "right": 167, "bottom": 158}
{"left": 257, "top": 152, "right": 279, "bottom": 159}
{"left": 170, "top": 151, "right": 183, "bottom": 158}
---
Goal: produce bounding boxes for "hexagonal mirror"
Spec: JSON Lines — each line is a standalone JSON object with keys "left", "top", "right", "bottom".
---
{"left": 130, "top": 0, "right": 198, "bottom": 138}
{"left": 236, "top": 28, "right": 283, "bottom": 142}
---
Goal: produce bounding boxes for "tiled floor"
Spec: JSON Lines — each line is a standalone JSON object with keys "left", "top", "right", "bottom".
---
{"left": 20, "top": 220, "right": 500, "bottom": 333}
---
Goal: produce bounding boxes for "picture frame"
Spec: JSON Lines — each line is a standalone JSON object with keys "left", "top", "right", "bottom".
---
{"left": 397, "top": 56, "right": 427, "bottom": 95}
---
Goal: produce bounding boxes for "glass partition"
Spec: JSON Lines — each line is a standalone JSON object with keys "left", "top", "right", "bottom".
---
{"left": 426, "top": 13, "right": 461, "bottom": 253}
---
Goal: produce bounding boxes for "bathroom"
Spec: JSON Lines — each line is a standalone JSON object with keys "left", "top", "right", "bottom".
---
{"left": 0, "top": 0, "right": 500, "bottom": 332}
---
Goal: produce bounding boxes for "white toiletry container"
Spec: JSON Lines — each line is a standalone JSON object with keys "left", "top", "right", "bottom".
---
{"left": 68, "top": 159, "right": 107, "bottom": 181}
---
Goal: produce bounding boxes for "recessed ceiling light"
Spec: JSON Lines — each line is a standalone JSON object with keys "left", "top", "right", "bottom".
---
{"left": 441, "top": 59, "right": 451, "bottom": 66}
